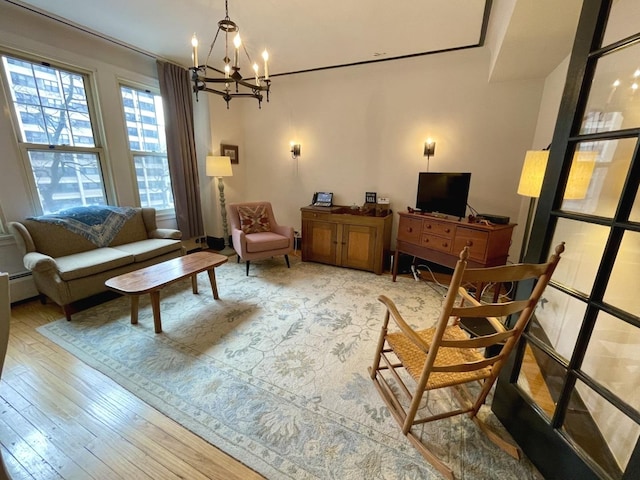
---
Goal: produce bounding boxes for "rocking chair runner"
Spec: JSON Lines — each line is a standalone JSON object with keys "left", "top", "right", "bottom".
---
{"left": 369, "top": 243, "right": 565, "bottom": 480}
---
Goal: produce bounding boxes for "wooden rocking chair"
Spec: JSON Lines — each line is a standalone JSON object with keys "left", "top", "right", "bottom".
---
{"left": 369, "top": 243, "right": 565, "bottom": 479}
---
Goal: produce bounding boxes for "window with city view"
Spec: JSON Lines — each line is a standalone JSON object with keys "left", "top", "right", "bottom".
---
{"left": 0, "top": 54, "right": 107, "bottom": 214}
{"left": 120, "top": 85, "right": 174, "bottom": 212}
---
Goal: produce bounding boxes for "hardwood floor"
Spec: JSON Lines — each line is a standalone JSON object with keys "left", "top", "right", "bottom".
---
{"left": 1, "top": 299, "right": 263, "bottom": 480}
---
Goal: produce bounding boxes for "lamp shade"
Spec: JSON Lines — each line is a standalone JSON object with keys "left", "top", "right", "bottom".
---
{"left": 206, "top": 156, "right": 233, "bottom": 177}
{"left": 565, "top": 151, "right": 597, "bottom": 200}
{"left": 517, "top": 150, "right": 549, "bottom": 198}
{"left": 517, "top": 149, "right": 596, "bottom": 200}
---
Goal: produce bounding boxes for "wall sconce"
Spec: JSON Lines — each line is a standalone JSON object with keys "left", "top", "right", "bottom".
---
{"left": 290, "top": 143, "right": 301, "bottom": 159}
{"left": 424, "top": 139, "right": 436, "bottom": 159}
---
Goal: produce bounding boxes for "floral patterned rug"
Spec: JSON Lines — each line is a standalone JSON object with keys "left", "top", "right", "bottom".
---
{"left": 38, "top": 256, "right": 541, "bottom": 479}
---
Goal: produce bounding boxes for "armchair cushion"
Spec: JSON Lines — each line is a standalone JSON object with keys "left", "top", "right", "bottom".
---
{"left": 237, "top": 205, "right": 271, "bottom": 234}
{"left": 245, "top": 232, "right": 291, "bottom": 253}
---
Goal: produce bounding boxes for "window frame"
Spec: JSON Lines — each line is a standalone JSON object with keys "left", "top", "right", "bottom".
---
{"left": 0, "top": 50, "right": 111, "bottom": 216}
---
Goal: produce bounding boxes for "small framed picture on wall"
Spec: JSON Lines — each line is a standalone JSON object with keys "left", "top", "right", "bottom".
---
{"left": 221, "top": 144, "right": 239, "bottom": 164}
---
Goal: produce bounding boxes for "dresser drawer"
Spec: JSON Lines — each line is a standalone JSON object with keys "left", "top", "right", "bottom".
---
{"left": 397, "top": 217, "right": 423, "bottom": 243}
{"left": 421, "top": 233, "right": 452, "bottom": 254}
{"left": 422, "top": 219, "right": 454, "bottom": 238}
{"left": 453, "top": 228, "right": 489, "bottom": 261}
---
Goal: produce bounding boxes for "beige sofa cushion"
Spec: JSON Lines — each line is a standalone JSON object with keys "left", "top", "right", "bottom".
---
{"left": 22, "top": 219, "right": 97, "bottom": 257}
{"left": 112, "top": 239, "right": 182, "bottom": 262}
{"left": 109, "top": 211, "right": 148, "bottom": 246}
{"left": 56, "top": 248, "right": 134, "bottom": 281}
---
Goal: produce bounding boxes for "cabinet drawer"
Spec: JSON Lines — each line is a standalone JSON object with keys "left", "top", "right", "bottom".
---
{"left": 397, "top": 217, "right": 423, "bottom": 243}
{"left": 421, "top": 233, "right": 452, "bottom": 254}
{"left": 422, "top": 219, "right": 454, "bottom": 238}
{"left": 453, "top": 228, "right": 489, "bottom": 261}
{"left": 302, "top": 211, "right": 333, "bottom": 222}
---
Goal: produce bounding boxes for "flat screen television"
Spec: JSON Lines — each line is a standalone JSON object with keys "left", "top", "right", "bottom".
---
{"left": 415, "top": 172, "right": 471, "bottom": 219}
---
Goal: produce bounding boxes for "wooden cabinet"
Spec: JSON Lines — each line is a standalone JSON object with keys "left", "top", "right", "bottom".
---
{"left": 301, "top": 207, "right": 392, "bottom": 274}
{"left": 393, "top": 212, "right": 515, "bottom": 280}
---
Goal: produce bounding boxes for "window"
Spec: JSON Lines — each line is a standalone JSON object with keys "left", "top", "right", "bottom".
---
{"left": 119, "top": 85, "right": 174, "bottom": 212}
{"left": 0, "top": 54, "right": 107, "bottom": 214}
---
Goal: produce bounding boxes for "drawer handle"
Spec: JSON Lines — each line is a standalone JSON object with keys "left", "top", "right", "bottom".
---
{"left": 424, "top": 238, "right": 430, "bottom": 243}
{"left": 442, "top": 242, "right": 448, "bottom": 247}
{"left": 426, "top": 224, "right": 432, "bottom": 229}
{"left": 466, "top": 240, "right": 473, "bottom": 246}
{"left": 444, "top": 228, "right": 451, "bottom": 233}
{"left": 407, "top": 227, "right": 413, "bottom": 233}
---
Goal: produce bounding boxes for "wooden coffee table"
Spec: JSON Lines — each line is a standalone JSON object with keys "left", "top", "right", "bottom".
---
{"left": 105, "top": 251, "right": 228, "bottom": 333}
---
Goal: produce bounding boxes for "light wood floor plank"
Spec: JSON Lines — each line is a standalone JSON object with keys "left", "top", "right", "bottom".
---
{"left": 2, "top": 298, "right": 264, "bottom": 480}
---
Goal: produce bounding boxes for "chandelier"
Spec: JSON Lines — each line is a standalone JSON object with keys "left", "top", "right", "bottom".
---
{"left": 190, "top": 0, "right": 271, "bottom": 108}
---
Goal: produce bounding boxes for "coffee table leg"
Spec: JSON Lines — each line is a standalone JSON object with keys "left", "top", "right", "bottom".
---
{"left": 150, "top": 290, "right": 162, "bottom": 333}
{"left": 191, "top": 273, "right": 198, "bottom": 294}
{"left": 130, "top": 295, "right": 139, "bottom": 325}
{"left": 207, "top": 268, "right": 219, "bottom": 299}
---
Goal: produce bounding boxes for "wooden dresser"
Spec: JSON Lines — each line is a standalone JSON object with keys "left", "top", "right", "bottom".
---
{"left": 301, "top": 206, "right": 392, "bottom": 274}
{"left": 393, "top": 211, "right": 516, "bottom": 281}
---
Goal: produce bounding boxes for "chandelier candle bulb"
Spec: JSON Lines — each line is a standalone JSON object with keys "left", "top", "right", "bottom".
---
{"left": 262, "top": 50, "right": 269, "bottom": 79}
{"left": 191, "top": 34, "right": 198, "bottom": 68}
{"left": 233, "top": 33, "right": 241, "bottom": 68}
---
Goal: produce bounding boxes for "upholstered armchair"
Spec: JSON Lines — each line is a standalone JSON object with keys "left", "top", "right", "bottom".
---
{"left": 227, "top": 202, "right": 294, "bottom": 275}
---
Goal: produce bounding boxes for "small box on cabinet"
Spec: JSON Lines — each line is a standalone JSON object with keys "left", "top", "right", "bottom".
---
{"left": 376, "top": 197, "right": 390, "bottom": 216}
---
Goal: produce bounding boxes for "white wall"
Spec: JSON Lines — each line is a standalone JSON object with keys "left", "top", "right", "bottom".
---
{"left": 207, "top": 46, "right": 545, "bottom": 260}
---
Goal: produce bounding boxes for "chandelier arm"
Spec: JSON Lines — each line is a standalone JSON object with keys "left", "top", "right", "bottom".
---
{"left": 198, "top": 76, "right": 270, "bottom": 92}
{"left": 205, "top": 28, "right": 222, "bottom": 68}
{"left": 241, "top": 42, "right": 253, "bottom": 66}
{"left": 200, "top": 87, "right": 263, "bottom": 101}
{"left": 202, "top": 65, "right": 227, "bottom": 76}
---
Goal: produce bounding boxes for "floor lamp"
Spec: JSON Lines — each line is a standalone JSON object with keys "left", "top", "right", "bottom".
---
{"left": 206, "top": 155, "right": 235, "bottom": 256}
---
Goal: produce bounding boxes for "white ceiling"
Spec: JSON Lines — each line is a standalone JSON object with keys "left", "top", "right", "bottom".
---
{"left": 13, "top": 0, "right": 489, "bottom": 75}
{"left": 9, "top": 0, "right": 582, "bottom": 80}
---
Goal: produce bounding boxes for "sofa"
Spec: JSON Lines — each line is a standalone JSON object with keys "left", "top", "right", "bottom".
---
{"left": 9, "top": 206, "right": 183, "bottom": 320}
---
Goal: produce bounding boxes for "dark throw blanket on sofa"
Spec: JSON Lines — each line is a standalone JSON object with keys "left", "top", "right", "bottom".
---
{"left": 29, "top": 205, "right": 137, "bottom": 247}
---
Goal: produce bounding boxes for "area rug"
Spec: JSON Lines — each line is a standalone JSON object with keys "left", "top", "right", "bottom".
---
{"left": 38, "top": 257, "right": 540, "bottom": 479}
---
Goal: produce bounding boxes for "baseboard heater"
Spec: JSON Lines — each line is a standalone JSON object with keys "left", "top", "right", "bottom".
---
{"left": 8, "top": 271, "right": 38, "bottom": 303}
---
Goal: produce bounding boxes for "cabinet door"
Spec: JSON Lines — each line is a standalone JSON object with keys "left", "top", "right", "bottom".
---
{"left": 340, "top": 224, "right": 377, "bottom": 272}
{"left": 303, "top": 219, "right": 337, "bottom": 265}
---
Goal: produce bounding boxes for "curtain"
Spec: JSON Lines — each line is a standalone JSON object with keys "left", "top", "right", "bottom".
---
{"left": 156, "top": 60, "right": 204, "bottom": 240}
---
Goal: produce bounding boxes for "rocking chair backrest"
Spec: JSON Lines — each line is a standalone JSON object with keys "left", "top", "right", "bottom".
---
{"left": 423, "top": 242, "right": 565, "bottom": 386}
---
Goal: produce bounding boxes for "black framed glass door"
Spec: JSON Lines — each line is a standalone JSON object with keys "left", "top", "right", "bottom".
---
{"left": 492, "top": 1, "right": 640, "bottom": 479}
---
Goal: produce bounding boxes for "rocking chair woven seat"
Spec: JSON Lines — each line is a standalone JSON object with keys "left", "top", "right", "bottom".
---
{"left": 369, "top": 243, "right": 565, "bottom": 479}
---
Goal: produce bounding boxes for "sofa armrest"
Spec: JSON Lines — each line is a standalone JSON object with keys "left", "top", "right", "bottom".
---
{"left": 23, "top": 252, "right": 58, "bottom": 273}
{"left": 8, "top": 221, "right": 36, "bottom": 254}
{"left": 149, "top": 229, "right": 182, "bottom": 240}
